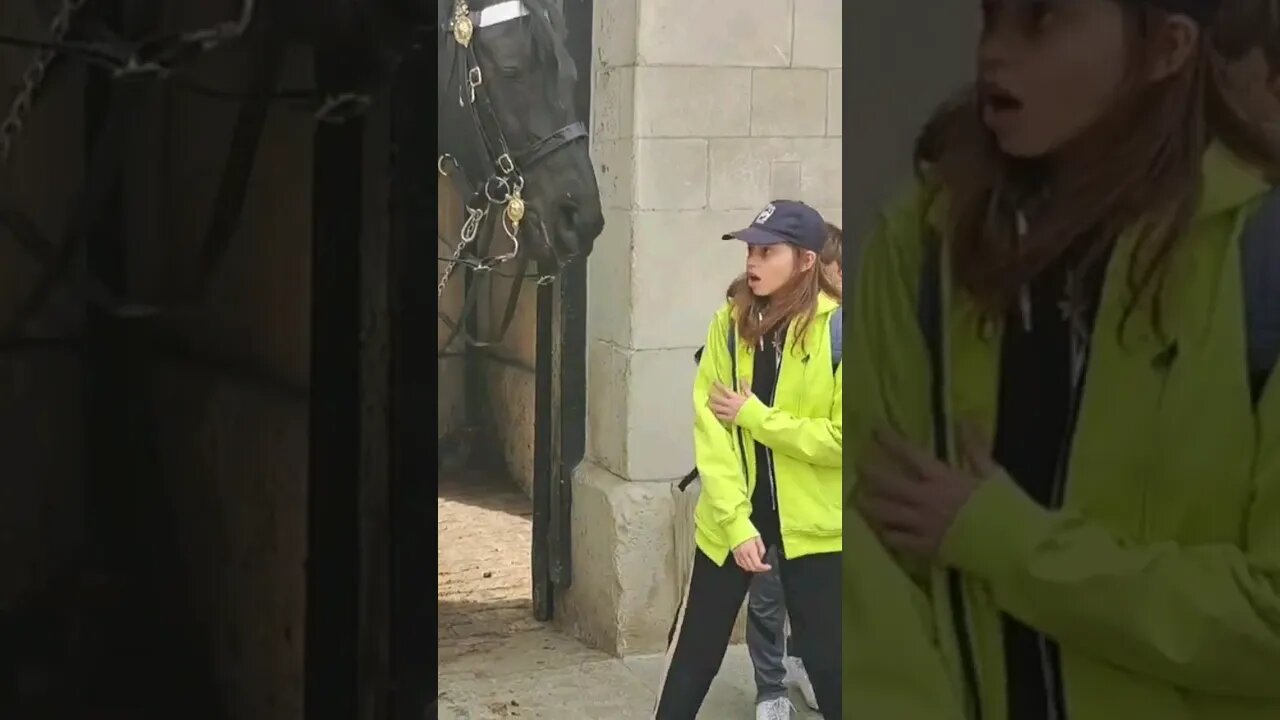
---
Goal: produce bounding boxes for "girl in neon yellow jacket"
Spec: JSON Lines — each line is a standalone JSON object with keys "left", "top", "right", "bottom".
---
{"left": 846, "top": 1, "right": 1280, "bottom": 719}
{"left": 653, "top": 200, "right": 842, "bottom": 720}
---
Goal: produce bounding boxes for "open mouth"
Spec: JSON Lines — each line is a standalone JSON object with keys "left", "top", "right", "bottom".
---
{"left": 981, "top": 81, "right": 1024, "bottom": 114}
{"left": 747, "top": 271, "right": 761, "bottom": 283}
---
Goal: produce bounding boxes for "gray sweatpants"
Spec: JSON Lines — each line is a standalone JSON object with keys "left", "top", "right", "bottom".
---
{"left": 746, "top": 545, "right": 789, "bottom": 702}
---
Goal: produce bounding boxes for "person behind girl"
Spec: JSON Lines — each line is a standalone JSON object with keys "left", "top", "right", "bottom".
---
{"left": 846, "top": 1, "right": 1280, "bottom": 719}
{"left": 1214, "top": 0, "right": 1280, "bottom": 148}
{"left": 654, "top": 200, "right": 842, "bottom": 720}
{"left": 741, "top": 220, "right": 844, "bottom": 720}
{"left": 742, "top": 544, "right": 816, "bottom": 718}
{"left": 820, "top": 222, "right": 843, "bottom": 295}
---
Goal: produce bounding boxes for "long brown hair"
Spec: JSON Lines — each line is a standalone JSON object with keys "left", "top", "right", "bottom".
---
{"left": 923, "top": 4, "right": 1280, "bottom": 335}
{"left": 725, "top": 244, "right": 840, "bottom": 353}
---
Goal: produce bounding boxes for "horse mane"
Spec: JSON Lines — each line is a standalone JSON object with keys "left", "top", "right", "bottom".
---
{"left": 520, "top": 0, "right": 578, "bottom": 111}
{"left": 523, "top": 0, "right": 576, "bottom": 77}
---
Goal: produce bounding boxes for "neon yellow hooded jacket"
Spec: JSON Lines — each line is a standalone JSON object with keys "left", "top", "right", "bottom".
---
{"left": 844, "top": 144, "right": 1280, "bottom": 720}
{"left": 691, "top": 293, "right": 842, "bottom": 565}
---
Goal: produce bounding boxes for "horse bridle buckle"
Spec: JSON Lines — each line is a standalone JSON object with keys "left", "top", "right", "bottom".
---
{"left": 496, "top": 153, "right": 515, "bottom": 175}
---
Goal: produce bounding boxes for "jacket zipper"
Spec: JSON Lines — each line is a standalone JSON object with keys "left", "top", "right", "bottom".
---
{"left": 743, "top": 328, "right": 784, "bottom": 542}
{"left": 730, "top": 335, "right": 752, "bottom": 490}
{"left": 1036, "top": 271, "right": 1091, "bottom": 720}
{"left": 932, "top": 353, "right": 984, "bottom": 720}
{"left": 1010, "top": 208, "right": 1071, "bottom": 720}
{"left": 767, "top": 339, "right": 782, "bottom": 513}
{"left": 948, "top": 573, "right": 983, "bottom": 720}
{"left": 1033, "top": 375, "right": 1082, "bottom": 720}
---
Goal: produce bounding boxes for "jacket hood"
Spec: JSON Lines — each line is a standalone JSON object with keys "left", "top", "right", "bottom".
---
{"left": 816, "top": 291, "right": 840, "bottom": 316}
{"left": 1198, "top": 140, "right": 1271, "bottom": 220}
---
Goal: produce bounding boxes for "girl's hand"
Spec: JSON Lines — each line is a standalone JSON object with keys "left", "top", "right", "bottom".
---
{"left": 732, "top": 535, "right": 772, "bottom": 573}
{"left": 855, "top": 422, "right": 998, "bottom": 559}
{"left": 709, "top": 382, "right": 752, "bottom": 423}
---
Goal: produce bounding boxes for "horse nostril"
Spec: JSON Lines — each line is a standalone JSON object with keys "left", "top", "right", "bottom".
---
{"left": 560, "top": 201, "right": 579, "bottom": 229}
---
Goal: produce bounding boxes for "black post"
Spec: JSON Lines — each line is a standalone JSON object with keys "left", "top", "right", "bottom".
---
{"left": 532, "top": 258, "right": 556, "bottom": 618}
{"left": 552, "top": 0, "right": 596, "bottom": 590}
{"left": 304, "top": 48, "right": 365, "bottom": 720}
{"left": 387, "top": 43, "right": 433, "bottom": 720}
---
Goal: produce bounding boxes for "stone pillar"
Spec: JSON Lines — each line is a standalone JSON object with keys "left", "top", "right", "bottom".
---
{"left": 559, "top": 0, "right": 843, "bottom": 656}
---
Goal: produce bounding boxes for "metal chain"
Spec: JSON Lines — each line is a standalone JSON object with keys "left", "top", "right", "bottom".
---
{"left": 437, "top": 204, "right": 486, "bottom": 299}
{"left": 436, "top": 201, "right": 558, "bottom": 299}
{"left": 436, "top": 239, "right": 469, "bottom": 299}
{"left": 0, "top": 0, "right": 89, "bottom": 163}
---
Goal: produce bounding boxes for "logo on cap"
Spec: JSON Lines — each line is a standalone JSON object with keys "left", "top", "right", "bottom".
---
{"left": 754, "top": 204, "right": 776, "bottom": 225}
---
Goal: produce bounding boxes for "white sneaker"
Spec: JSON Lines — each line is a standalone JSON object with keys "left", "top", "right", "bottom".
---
{"left": 783, "top": 656, "right": 820, "bottom": 712}
{"left": 755, "top": 695, "right": 795, "bottom": 720}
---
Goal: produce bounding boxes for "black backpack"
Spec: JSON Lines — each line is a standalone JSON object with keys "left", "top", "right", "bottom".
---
{"left": 678, "top": 311, "right": 844, "bottom": 491}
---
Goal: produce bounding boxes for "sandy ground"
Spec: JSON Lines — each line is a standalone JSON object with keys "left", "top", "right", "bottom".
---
{"left": 438, "top": 467, "right": 539, "bottom": 665}
{"left": 438, "top": 468, "right": 820, "bottom": 719}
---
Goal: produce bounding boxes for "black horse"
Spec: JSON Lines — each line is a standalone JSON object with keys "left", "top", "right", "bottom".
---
{"left": 437, "top": 0, "right": 604, "bottom": 274}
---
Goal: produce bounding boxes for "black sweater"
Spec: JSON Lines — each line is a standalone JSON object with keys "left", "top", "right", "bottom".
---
{"left": 749, "top": 327, "right": 783, "bottom": 551}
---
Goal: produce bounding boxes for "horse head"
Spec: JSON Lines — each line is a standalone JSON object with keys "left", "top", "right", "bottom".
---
{"left": 438, "top": 0, "right": 604, "bottom": 265}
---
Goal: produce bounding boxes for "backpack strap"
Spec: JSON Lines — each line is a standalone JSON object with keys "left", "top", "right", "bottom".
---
{"left": 830, "top": 309, "right": 844, "bottom": 370}
{"left": 1241, "top": 188, "right": 1280, "bottom": 404}
{"left": 725, "top": 326, "right": 751, "bottom": 488}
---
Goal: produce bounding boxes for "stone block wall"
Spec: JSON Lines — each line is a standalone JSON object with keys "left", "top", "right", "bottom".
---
{"left": 562, "top": 0, "right": 843, "bottom": 656}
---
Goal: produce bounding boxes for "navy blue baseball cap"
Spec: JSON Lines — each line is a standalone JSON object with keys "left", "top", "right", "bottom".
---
{"left": 722, "top": 200, "right": 827, "bottom": 254}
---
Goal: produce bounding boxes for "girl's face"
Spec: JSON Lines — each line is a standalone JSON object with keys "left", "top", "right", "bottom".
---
{"left": 978, "top": 0, "right": 1131, "bottom": 158}
{"left": 746, "top": 244, "right": 815, "bottom": 297}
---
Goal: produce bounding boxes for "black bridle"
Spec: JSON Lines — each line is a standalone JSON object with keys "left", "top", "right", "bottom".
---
{"left": 436, "top": 0, "right": 588, "bottom": 355}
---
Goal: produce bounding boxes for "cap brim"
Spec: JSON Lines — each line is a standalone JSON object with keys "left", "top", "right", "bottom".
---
{"left": 722, "top": 226, "right": 788, "bottom": 245}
